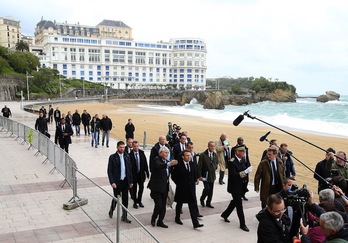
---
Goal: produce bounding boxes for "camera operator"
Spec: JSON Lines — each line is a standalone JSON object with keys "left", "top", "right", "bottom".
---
{"left": 256, "top": 194, "right": 310, "bottom": 243}
{"left": 277, "top": 178, "right": 325, "bottom": 239}
{"left": 314, "top": 148, "right": 336, "bottom": 193}
{"left": 331, "top": 151, "right": 348, "bottom": 180}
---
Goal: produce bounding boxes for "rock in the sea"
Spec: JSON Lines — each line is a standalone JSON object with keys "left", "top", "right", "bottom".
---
{"left": 203, "top": 91, "right": 225, "bottom": 109}
{"left": 316, "top": 91, "right": 340, "bottom": 102}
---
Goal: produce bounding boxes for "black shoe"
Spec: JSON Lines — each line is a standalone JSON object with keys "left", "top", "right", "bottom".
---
{"left": 175, "top": 218, "right": 183, "bottom": 225}
{"left": 222, "top": 181, "right": 225, "bottom": 184}
{"left": 151, "top": 217, "right": 156, "bottom": 227}
{"left": 242, "top": 196, "right": 248, "bottom": 201}
{"left": 138, "top": 202, "right": 144, "bottom": 208}
{"left": 221, "top": 214, "right": 230, "bottom": 223}
{"left": 133, "top": 203, "right": 138, "bottom": 209}
{"left": 197, "top": 214, "right": 203, "bottom": 218}
{"left": 219, "top": 180, "right": 223, "bottom": 185}
{"left": 206, "top": 204, "right": 214, "bottom": 208}
{"left": 108, "top": 209, "right": 113, "bottom": 218}
{"left": 180, "top": 209, "right": 183, "bottom": 214}
{"left": 194, "top": 224, "right": 204, "bottom": 229}
{"left": 157, "top": 222, "right": 168, "bottom": 228}
{"left": 240, "top": 225, "right": 250, "bottom": 232}
{"left": 122, "top": 217, "right": 131, "bottom": 223}
{"left": 107, "top": 145, "right": 109, "bottom": 148}
{"left": 200, "top": 199, "right": 205, "bottom": 207}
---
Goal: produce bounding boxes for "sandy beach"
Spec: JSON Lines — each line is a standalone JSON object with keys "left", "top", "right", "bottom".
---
{"left": 53, "top": 100, "right": 347, "bottom": 195}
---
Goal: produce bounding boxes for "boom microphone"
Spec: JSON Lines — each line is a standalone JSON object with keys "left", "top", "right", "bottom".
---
{"left": 259, "top": 131, "right": 271, "bottom": 142}
{"left": 233, "top": 115, "right": 245, "bottom": 126}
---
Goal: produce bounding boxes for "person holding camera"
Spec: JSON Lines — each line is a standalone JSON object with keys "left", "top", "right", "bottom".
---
{"left": 314, "top": 148, "right": 336, "bottom": 193}
{"left": 331, "top": 151, "right": 348, "bottom": 179}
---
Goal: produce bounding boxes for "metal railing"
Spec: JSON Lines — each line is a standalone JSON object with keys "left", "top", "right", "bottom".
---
{"left": 0, "top": 115, "right": 159, "bottom": 243}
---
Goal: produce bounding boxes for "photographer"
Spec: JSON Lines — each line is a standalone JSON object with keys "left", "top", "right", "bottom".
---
{"left": 314, "top": 148, "right": 336, "bottom": 193}
{"left": 277, "top": 178, "right": 325, "bottom": 239}
{"left": 331, "top": 151, "right": 348, "bottom": 180}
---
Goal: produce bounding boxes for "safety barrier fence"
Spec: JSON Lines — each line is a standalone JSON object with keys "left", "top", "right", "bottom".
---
{"left": 0, "top": 115, "right": 159, "bottom": 243}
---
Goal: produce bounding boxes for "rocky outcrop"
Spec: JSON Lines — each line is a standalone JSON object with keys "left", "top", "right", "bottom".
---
{"left": 0, "top": 75, "right": 25, "bottom": 101}
{"left": 203, "top": 91, "right": 225, "bottom": 109}
{"left": 316, "top": 91, "right": 340, "bottom": 103}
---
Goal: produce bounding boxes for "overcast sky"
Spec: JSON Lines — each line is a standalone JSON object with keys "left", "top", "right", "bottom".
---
{"left": 2, "top": 0, "right": 348, "bottom": 95}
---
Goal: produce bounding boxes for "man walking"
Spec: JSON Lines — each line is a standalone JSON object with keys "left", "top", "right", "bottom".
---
{"left": 100, "top": 114, "right": 113, "bottom": 147}
{"left": 148, "top": 146, "right": 177, "bottom": 228}
{"left": 107, "top": 141, "right": 133, "bottom": 223}
{"left": 221, "top": 145, "right": 251, "bottom": 232}
{"left": 198, "top": 141, "right": 218, "bottom": 208}
{"left": 129, "top": 140, "right": 149, "bottom": 209}
{"left": 172, "top": 150, "right": 204, "bottom": 229}
{"left": 54, "top": 118, "right": 73, "bottom": 153}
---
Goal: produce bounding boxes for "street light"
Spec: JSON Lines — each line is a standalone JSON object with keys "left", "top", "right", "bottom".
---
{"left": 59, "top": 75, "right": 61, "bottom": 98}
{"left": 26, "top": 71, "right": 34, "bottom": 101}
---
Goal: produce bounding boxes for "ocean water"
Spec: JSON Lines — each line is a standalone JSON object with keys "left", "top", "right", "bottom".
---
{"left": 139, "top": 95, "right": 348, "bottom": 138}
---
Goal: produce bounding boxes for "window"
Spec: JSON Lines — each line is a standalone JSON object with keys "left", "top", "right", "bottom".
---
{"left": 89, "top": 71, "right": 93, "bottom": 75}
{"left": 155, "top": 53, "right": 160, "bottom": 65}
{"left": 112, "top": 50, "right": 125, "bottom": 63}
{"left": 128, "top": 51, "right": 133, "bottom": 64}
{"left": 88, "top": 49, "right": 101, "bottom": 62}
{"left": 135, "top": 52, "right": 146, "bottom": 64}
{"left": 180, "top": 61, "right": 185, "bottom": 66}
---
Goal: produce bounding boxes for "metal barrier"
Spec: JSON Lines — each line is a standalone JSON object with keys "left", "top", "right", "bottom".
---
{"left": 0, "top": 115, "right": 159, "bottom": 243}
{"left": 75, "top": 169, "right": 159, "bottom": 243}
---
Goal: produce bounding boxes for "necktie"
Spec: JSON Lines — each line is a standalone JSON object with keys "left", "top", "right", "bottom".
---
{"left": 181, "top": 144, "right": 185, "bottom": 151}
{"left": 210, "top": 153, "right": 213, "bottom": 161}
{"left": 136, "top": 152, "right": 140, "bottom": 173}
{"left": 62, "top": 125, "right": 65, "bottom": 132}
{"left": 271, "top": 160, "right": 278, "bottom": 185}
{"left": 120, "top": 155, "right": 125, "bottom": 180}
{"left": 186, "top": 163, "right": 190, "bottom": 172}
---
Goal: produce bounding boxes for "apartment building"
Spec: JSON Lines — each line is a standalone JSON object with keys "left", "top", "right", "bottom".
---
{"left": 0, "top": 17, "right": 21, "bottom": 49}
{"left": 35, "top": 19, "right": 207, "bottom": 89}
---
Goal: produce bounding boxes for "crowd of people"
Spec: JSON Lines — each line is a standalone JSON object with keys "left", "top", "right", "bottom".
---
{"left": 5, "top": 104, "right": 348, "bottom": 241}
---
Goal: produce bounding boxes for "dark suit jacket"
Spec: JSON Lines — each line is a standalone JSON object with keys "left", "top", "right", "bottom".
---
{"left": 172, "top": 160, "right": 197, "bottom": 203}
{"left": 197, "top": 149, "right": 218, "bottom": 183}
{"left": 129, "top": 149, "right": 149, "bottom": 183}
{"left": 107, "top": 152, "right": 133, "bottom": 187}
{"left": 54, "top": 123, "right": 73, "bottom": 145}
{"left": 227, "top": 155, "right": 248, "bottom": 197}
{"left": 149, "top": 143, "right": 172, "bottom": 172}
{"left": 173, "top": 143, "right": 186, "bottom": 160}
{"left": 125, "top": 146, "right": 132, "bottom": 154}
{"left": 148, "top": 156, "right": 169, "bottom": 194}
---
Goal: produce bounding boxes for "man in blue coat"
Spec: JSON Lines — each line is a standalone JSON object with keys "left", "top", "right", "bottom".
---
{"left": 107, "top": 141, "right": 133, "bottom": 223}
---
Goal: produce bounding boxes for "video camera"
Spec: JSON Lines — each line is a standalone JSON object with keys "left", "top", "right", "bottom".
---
{"left": 285, "top": 184, "right": 310, "bottom": 203}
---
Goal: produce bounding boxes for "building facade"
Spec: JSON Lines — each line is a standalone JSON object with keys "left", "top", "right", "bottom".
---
{"left": 0, "top": 17, "right": 21, "bottom": 49}
{"left": 34, "top": 19, "right": 207, "bottom": 90}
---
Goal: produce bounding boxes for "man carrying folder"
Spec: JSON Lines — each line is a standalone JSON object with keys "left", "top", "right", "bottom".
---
{"left": 198, "top": 141, "right": 218, "bottom": 208}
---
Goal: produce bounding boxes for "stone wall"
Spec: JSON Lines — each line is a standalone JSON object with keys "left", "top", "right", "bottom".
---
{"left": 0, "top": 75, "right": 24, "bottom": 101}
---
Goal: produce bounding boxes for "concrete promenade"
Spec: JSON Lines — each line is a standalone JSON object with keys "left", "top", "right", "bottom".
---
{"left": 0, "top": 101, "right": 261, "bottom": 242}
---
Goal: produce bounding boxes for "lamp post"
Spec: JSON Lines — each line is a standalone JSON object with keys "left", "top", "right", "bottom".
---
{"left": 59, "top": 74, "right": 62, "bottom": 99}
{"left": 83, "top": 79, "right": 85, "bottom": 97}
{"left": 26, "top": 71, "right": 34, "bottom": 101}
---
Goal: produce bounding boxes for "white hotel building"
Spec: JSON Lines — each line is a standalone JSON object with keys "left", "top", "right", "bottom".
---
{"left": 34, "top": 19, "right": 207, "bottom": 89}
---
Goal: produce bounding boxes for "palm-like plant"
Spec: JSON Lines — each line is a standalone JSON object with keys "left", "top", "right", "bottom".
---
{"left": 15, "top": 40, "right": 29, "bottom": 52}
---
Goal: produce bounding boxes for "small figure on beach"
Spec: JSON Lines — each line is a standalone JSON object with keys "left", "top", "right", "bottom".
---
{"left": 125, "top": 118, "right": 135, "bottom": 139}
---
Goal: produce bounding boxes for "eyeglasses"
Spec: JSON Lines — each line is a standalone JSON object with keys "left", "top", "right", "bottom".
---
{"left": 273, "top": 208, "right": 286, "bottom": 216}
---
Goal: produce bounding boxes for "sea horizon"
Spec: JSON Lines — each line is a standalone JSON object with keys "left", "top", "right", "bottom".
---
{"left": 139, "top": 95, "right": 348, "bottom": 139}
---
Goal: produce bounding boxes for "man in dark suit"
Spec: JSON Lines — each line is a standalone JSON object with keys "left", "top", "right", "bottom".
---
{"left": 129, "top": 140, "right": 149, "bottom": 209}
{"left": 173, "top": 135, "right": 187, "bottom": 160}
{"left": 172, "top": 150, "right": 204, "bottom": 229}
{"left": 149, "top": 135, "right": 172, "bottom": 172}
{"left": 125, "top": 137, "right": 133, "bottom": 154}
{"left": 107, "top": 141, "right": 133, "bottom": 223}
{"left": 231, "top": 137, "right": 251, "bottom": 201}
{"left": 148, "top": 146, "right": 178, "bottom": 228}
{"left": 54, "top": 118, "right": 73, "bottom": 153}
{"left": 221, "top": 145, "right": 251, "bottom": 232}
{"left": 198, "top": 141, "right": 218, "bottom": 208}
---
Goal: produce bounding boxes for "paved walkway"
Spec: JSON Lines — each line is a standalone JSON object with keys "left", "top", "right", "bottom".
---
{"left": 0, "top": 101, "right": 261, "bottom": 242}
